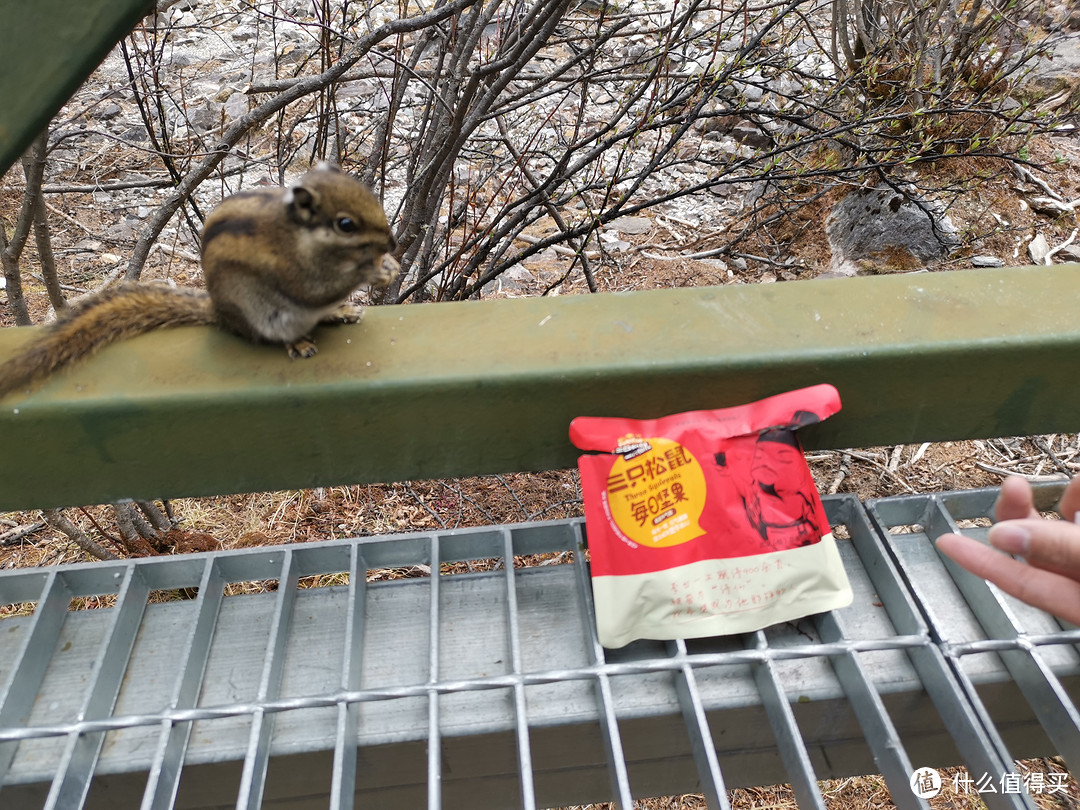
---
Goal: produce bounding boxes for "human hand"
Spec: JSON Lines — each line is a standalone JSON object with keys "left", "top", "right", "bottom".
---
{"left": 935, "top": 475, "right": 1080, "bottom": 625}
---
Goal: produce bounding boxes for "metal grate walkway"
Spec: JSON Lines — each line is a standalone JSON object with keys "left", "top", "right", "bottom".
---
{"left": 0, "top": 486, "right": 1077, "bottom": 809}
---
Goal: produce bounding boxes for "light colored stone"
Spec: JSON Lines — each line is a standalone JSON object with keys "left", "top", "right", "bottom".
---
{"left": 1028, "top": 233, "right": 1051, "bottom": 265}
{"left": 609, "top": 216, "right": 652, "bottom": 235}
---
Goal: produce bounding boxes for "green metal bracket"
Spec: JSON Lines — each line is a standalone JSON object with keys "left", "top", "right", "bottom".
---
{"left": 2, "top": 265, "right": 1079, "bottom": 510}
{"left": 0, "top": 0, "right": 153, "bottom": 174}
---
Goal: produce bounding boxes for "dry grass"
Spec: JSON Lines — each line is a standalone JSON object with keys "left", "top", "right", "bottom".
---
{"left": 4, "top": 435, "right": 1075, "bottom": 569}
{"left": 0, "top": 471, "right": 584, "bottom": 569}
{"left": 565, "top": 758, "right": 1079, "bottom": 809}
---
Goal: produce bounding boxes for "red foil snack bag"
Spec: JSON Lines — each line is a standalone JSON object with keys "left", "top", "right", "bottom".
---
{"left": 570, "top": 384, "right": 851, "bottom": 648}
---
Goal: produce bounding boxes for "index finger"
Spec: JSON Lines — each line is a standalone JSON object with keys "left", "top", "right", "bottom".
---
{"left": 989, "top": 518, "right": 1080, "bottom": 581}
{"left": 936, "top": 533, "right": 1080, "bottom": 625}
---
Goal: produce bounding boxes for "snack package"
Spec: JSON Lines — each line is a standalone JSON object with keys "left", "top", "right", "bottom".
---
{"left": 569, "top": 384, "right": 852, "bottom": 648}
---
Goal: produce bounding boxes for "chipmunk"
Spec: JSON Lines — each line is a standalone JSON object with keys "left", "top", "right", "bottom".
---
{"left": 0, "top": 163, "right": 399, "bottom": 399}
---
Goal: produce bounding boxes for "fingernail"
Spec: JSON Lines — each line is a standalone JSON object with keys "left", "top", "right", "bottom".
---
{"left": 988, "top": 523, "right": 1030, "bottom": 556}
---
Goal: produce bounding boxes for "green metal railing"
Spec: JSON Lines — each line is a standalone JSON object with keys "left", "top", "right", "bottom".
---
{"left": 3, "top": 265, "right": 1080, "bottom": 510}
{"left": 0, "top": 0, "right": 153, "bottom": 174}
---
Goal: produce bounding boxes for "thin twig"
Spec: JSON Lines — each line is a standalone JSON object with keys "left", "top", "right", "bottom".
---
{"left": 0, "top": 521, "right": 47, "bottom": 546}
{"left": 526, "top": 499, "right": 584, "bottom": 521}
{"left": 1033, "top": 435, "right": 1073, "bottom": 478}
{"left": 975, "top": 462, "right": 1069, "bottom": 482}
{"left": 828, "top": 452, "right": 852, "bottom": 495}
{"left": 404, "top": 483, "right": 447, "bottom": 529}
{"left": 42, "top": 177, "right": 177, "bottom": 194}
{"left": 843, "top": 450, "right": 917, "bottom": 493}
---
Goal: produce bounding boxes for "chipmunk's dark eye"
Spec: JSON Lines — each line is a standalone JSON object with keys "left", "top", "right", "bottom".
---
{"left": 335, "top": 216, "right": 357, "bottom": 234}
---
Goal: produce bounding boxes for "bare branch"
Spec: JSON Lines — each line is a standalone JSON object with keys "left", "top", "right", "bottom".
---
{"left": 43, "top": 509, "right": 118, "bottom": 561}
{"left": 1, "top": 130, "right": 52, "bottom": 324}
{"left": 124, "top": 0, "right": 482, "bottom": 281}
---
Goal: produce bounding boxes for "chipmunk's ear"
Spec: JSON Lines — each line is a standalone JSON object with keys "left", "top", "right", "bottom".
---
{"left": 286, "top": 163, "right": 344, "bottom": 222}
{"left": 284, "top": 183, "right": 319, "bottom": 223}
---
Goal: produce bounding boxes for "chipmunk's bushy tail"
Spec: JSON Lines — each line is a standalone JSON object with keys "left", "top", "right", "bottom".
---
{"left": 0, "top": 283, "right": 215, "bottom": 398}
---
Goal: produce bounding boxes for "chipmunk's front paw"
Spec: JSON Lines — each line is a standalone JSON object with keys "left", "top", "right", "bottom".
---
{"left": 372, "top": 254, "right": 401, "bottom": 289}
{"left": 286, "top": 337, "right": 318, "bottom": 359}
{"left": 324, "top": 303, "right": 364, "bottom": 324}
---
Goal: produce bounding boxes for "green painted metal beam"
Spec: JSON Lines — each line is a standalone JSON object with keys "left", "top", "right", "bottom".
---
{"left": 2, "top": 265, "right": 1079, "bottom": 511}
{"left": 0, "top": 0, "right": 153, "bottom": 174}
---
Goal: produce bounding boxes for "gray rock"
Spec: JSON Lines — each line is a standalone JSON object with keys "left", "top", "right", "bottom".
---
{"left": 165, "top": 52, "right": 195, "bottom": 68}
{"left": 224, "top": 92, "right": 248, "bottom": 120}
{"left": 497, "top": 265, "right": 536, "bottom": 291}
{"left": 97, "top": 102, "right": 123, "bottom": 120}
{"left": 730, "top": 123, "right": 771, "bottom": 150}
{"left": 119, "top": 125, "right": 149, "bottom": 143}
{"left": 731, "top": 71, "right": 765, "bottom": 103}
{"left": 189, "top": 102, "right": 223, "bottom": 132}
{"left": 1023, "top": 36, "right": 1080, "bottom": 96}
{"left": 521, "top": 247, "right": 560, "bottom": 267}
{"left": 971, "top": 255, "right": 1005, "bottom": 267}
{"left": 599, "top": 231, "right": 631, "bottom": 252}
{"left": 106, "top": 216, "right": 140, "bottom": 241}
{"left": 609, "top": 216, "right": 652, "bottom": 235}
{"left": 826, "top": 185, "right": 960, "bottom": 275}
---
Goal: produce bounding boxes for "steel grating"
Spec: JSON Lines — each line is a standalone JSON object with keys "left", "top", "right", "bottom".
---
{"left": 0, "top": 487, "right": 1076, "bottom": 809}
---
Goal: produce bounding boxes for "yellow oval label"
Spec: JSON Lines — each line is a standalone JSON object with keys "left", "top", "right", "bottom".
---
{"left": 605, "top": 437, "right": 707, "bottom": 547}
